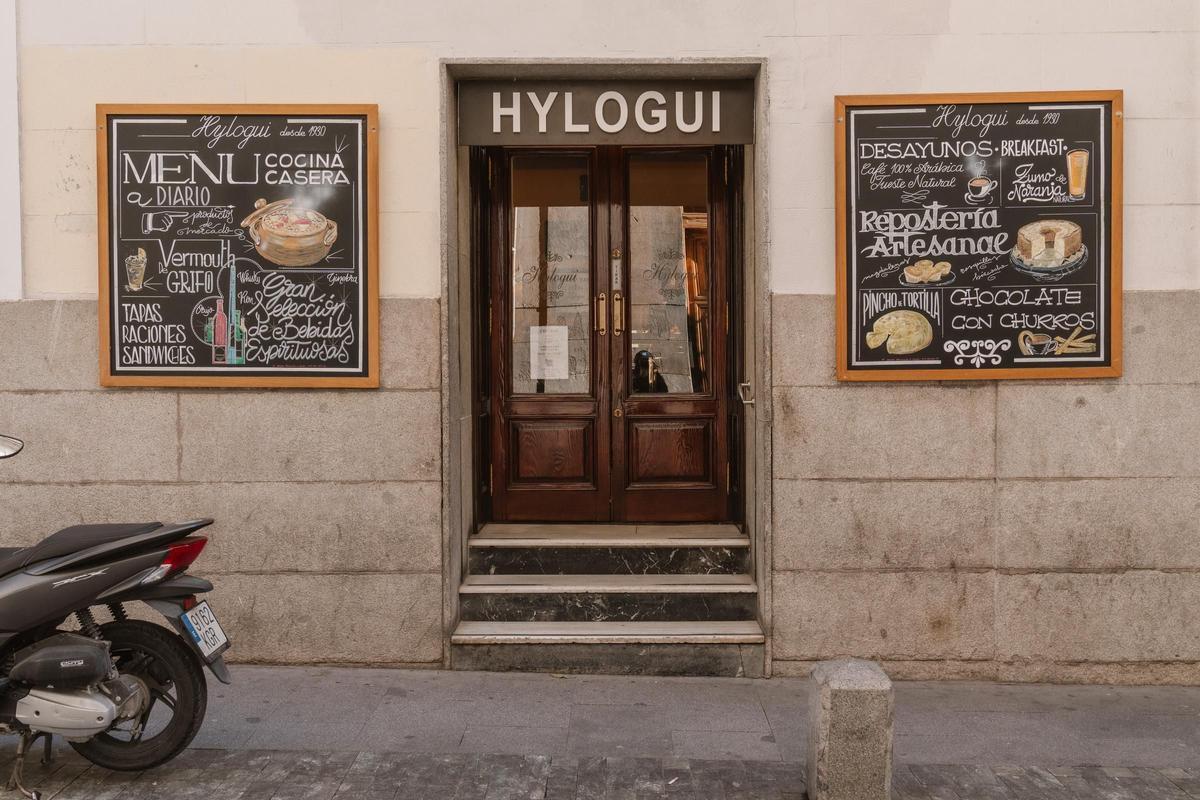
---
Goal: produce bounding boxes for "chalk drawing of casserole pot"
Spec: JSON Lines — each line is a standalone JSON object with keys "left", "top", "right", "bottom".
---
{"left": 240, "top": 197, "right": 338, "bottom": 267}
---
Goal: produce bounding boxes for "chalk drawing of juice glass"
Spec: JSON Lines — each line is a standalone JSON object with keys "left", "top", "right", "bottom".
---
{"left": 1067, "top": 148, "right": 1089, "bottom": 199}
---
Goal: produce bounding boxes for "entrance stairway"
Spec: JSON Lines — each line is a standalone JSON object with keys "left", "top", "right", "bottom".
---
{"left": 450, "top": 524, "right": 764, "bottom": 676}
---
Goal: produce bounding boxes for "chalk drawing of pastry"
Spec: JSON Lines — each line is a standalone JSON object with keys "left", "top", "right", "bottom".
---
{"left": 1009, "top": 219, "right": 1088, "bottom": 282}
{"left": 240, "top": 198, "right": 338, "bottom": 267}
{"left": 865, "top": 310, "right": 933, "bottom": 355}
{"left": 900, "top": 259, "right": 953, "bottom": 287}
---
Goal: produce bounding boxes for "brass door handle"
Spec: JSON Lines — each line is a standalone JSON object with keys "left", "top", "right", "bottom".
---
{"left": 596, "top": 293, "right": 607, "bottom": 336}
{"left": 612, "top": 291, "right": 624, "bottom": 337}
{"left": 738, "top": 381, "right": 755, "bottom": 406}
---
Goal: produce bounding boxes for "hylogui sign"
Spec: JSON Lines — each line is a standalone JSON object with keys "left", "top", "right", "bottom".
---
{"left": 458, "top": 80, "right": 754, "bottom": 145}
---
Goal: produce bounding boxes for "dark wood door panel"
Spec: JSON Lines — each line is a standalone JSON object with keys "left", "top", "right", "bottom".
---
{"left": 487, "top": 147, "right": 611, "bottom": 522}
{"left": 510, "top": 419, "right": 594, "bottom": 485}
{"left": 610, "top": 147, "right": 734, "bottom": 523}
{"left": 627, "top": 418, "right": 713, "bottom": 486}
{"left": 482, "top": 145, "right": 738, "bottom": 524}
{"left": 621, "top": 485, "right": 725, "bottom": 523}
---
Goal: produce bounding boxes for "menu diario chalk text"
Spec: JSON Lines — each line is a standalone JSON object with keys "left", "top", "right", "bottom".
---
{"left": 98, "top": 105, "right": 379, "bottom": 387}
{"left": 836, "top": 92, "right": 1122, "bottom": 381}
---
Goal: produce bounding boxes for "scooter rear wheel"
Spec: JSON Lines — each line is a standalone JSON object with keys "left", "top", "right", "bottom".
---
{"left": 69, "top": 620, "right": 208, "bottom": 771}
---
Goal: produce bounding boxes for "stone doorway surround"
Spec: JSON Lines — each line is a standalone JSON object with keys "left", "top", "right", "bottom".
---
{"left": 437, "top": 59, "right": 773, "bottom": 672}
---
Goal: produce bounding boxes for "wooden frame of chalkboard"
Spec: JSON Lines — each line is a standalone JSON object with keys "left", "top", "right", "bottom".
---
{"left": 835, "top": 91, "right": 1123, "bottom": 382}
{"left": 97, "top": 104, "right": 380, "bottom": 388}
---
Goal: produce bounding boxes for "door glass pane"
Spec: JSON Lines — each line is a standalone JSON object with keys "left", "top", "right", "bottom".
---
{"left": 628, "top": 153, "right": 709, "bottom": 394}
{"left": 510, "top": 155, "right": 591, "bottom": 395}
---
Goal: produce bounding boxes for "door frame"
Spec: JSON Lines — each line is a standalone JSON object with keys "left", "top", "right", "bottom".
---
{"left": 439, "top": 60, "right": 774, "bottom": 673}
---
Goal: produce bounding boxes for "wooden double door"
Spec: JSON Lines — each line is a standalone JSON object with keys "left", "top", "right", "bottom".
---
{"left": 478, "top": 145, "right": 742, "bottom": 523}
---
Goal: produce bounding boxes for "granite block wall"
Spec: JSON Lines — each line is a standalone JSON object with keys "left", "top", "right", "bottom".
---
{"left": 770, "top": 290, "right": 1200, "bottom": 683}
{"left": 0, "top": 297, "right": 444, "bottom": 667}
{"left": 6, "top": 291, "right": 1198, "bottom": 683}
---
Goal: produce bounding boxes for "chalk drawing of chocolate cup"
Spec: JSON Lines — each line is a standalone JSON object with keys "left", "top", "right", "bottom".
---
{"left": 1017, "top": 330, "right": 1057, "bottom": 356}
{"left": 966, "top": 176, "right": 998, "bottom": 204}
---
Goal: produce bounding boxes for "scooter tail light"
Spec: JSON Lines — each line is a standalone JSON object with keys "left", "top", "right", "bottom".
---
{"left": 140, "top": 537, "right": 208, "bottom": 585}
{"left": 163, "top": 537, "right": 208, "bottom": 574}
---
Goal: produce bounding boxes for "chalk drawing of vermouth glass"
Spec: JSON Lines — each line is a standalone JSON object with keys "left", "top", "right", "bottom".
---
{"left": 240, "top": 197, "right": 338, "bottom": 267}
{"left": 124, "top": 247, "right": 147, "bottom": 291}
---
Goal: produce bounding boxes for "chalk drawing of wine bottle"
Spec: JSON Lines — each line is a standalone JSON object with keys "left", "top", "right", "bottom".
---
{"left": 212, "top": 298, "right": 228, "bottom": 364}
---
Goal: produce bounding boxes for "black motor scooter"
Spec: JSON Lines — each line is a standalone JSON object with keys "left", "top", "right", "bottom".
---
{"left": 0, "top": 434, "right": 230, "bottom": 799}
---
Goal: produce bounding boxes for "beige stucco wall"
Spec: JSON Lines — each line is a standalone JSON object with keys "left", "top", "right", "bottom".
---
{"left": 2, "top": 1, "right": 1199, "bottom": 680}
{"left": 12, "top": 0, "right": 1200, "bottom": 297}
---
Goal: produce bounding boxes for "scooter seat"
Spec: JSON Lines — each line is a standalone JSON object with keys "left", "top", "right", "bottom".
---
{"left": 0, "top": 522, "right": 162, "bottom": 576}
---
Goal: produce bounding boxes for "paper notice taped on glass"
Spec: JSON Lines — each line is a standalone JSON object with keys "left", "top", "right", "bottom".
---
{"left": 529, "top": 325, "right": 569, "bottom": 380}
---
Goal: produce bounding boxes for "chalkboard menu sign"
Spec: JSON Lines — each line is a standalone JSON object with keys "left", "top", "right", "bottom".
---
{"left": 97, "top": 105, "right": 379, "bottom": 387}
{"left": 835, "top": 91, "right": 1122, "bottom": 381}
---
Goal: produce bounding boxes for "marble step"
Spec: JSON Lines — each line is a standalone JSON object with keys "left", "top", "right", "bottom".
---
{"left": 459, "top": 591, "right": 757, "bottom": 622}
{"left": 458, "top": 574, "right": 758, "bottom": 622}
{"left": 451, "top": 620, "right": 765, "bottom": 644}
{"left": 460, "top": 574, "right": 756, "bottom": 593}
{"left": 450, "top": 621, "right": 765, "bottom": 675}
{"left": 470, "top": 524, "right": 750, "bottom": 575}
{"left": 473, "top": 523, "right": 746, "bottom": 547}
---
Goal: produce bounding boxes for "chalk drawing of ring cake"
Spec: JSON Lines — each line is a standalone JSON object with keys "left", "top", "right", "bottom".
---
{"left": 1009, "top": 219, "right": 1088, "bottom": 282}
{"left": 240, "top": 197, "right": 338, "bottom": 267}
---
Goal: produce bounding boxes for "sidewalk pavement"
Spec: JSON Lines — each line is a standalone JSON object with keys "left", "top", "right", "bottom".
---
{"left": 6, "top": 665, "right": 1200, "bottom": 798}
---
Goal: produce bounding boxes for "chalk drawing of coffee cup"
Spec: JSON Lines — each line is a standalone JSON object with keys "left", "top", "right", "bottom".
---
{"left": 966, "top": 176, "right": 998, "bottom": 204}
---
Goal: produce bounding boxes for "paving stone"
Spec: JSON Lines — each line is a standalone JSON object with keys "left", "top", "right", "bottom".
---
{"left": 542, "top": 755, "right": 581, "bottom": 799}
{"left": 1161, "top": 768, "right": 1200, "bottom": 797}
{"left": 907, "top": 764, "right": 968, "bottom": 799}
{"left": 459, "top": 725, "right": 570, "bottom": 756}
{"left": 20, "top": 752, "right": 1200, "bottom": 799}
{"left": 671, "top": 729, "right": 781, "bottom": 761}
{"left": 567, "top": 704, "right": 675, "bottom": 758}
{"left": 894, "top": 763, "right": 943, "bottom": 800}
{"left": 8, "top": 667, "right": 1200, "bottom": 798}
{"left": 663, "top": 701, "right": 771, "bottom": 733}
{"left": 991, "top": 765, "right": 1074, "bottom": 800}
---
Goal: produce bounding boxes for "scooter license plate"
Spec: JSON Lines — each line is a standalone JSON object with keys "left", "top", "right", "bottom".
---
{"left": 181, "top": 601, "right": 229, "bottom": 661}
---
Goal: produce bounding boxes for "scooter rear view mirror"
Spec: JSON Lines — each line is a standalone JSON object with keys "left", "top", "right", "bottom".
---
{"left": 0, "top": 435, "right": 23, "bottom": 458}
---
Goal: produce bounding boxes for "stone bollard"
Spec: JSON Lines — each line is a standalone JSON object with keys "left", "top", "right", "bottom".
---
{"left": 806, "top": 658, "right": 894, "bottom": 800}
